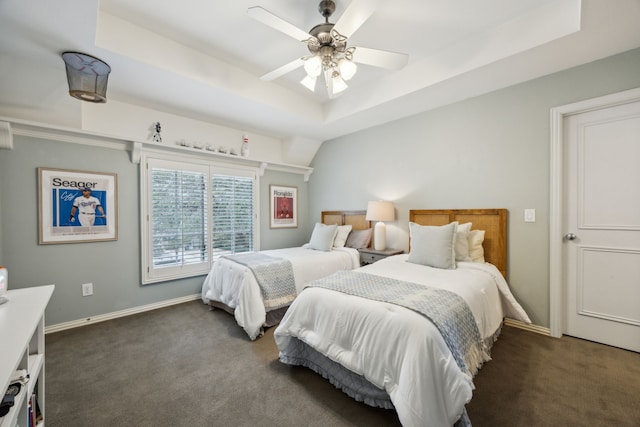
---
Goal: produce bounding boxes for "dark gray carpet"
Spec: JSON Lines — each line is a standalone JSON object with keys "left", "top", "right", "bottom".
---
{"left": 467, "top": 323, "right": 640, "bottom": 426}
{"left": 44, "top": 300, "right": 640, "bottom": 426}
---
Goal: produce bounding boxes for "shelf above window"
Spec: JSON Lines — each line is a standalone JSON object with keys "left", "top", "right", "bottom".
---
{"left": 1, "top": 118, "right": 314, "bottom": 181}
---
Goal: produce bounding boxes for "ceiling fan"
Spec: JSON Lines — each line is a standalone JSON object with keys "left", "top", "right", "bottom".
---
{"left": 248, "top": 0, "right": 409, "bottom": 97}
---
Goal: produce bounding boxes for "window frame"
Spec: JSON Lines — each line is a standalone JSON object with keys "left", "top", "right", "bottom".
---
{"left": 140, "top": 150, "right": 259, "bottom": 284}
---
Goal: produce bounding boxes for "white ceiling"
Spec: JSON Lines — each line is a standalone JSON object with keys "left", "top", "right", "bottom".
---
{"left": 1, "top": 0, "right": 640, "bottom": 143}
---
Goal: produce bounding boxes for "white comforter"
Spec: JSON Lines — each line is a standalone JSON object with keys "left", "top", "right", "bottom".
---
{"left": 274, "top": 254, "right": 531, "bottom": 427}
{"left": 201, "top": 246, "right": 359, "bottom": 340}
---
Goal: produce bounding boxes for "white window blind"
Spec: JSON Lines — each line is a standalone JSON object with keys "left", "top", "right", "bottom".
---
{"left": 142, "top": 155, "right": 258, "bottom": 284}
{"left": 212, "top": 173, "right": 254, "bottom": 257}
{"left": 151, "top": 167, "right": 208, "bottom": 268}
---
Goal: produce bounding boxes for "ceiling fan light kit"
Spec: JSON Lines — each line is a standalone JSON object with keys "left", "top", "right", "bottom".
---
{"left": 303, "top": 55, "right": 323, "bottom": 77}
{"left": 249, "top": 0, "right": 408, "bottom": 97}
{"left": 300, "top": 74, "right": 318, "bottom": 91}
{"left": 339, "top": 59, "right": 357, "bottom": 80}
{"left": 330, "top": 71, "right": 348, "bottom": 94}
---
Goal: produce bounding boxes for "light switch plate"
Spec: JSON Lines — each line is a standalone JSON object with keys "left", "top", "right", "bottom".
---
{"left": 524, "top": 209, "right": 536, "bottom": 222}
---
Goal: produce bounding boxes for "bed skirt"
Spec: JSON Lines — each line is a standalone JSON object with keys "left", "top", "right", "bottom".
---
{"left": 278, "top": 336, "right": 395, "bottom": 409}
{"left": 278, "top": 323, "right": 503, "bottom": 426}
{"left": 208, "top": 301, "right": 288, "bottom": 329}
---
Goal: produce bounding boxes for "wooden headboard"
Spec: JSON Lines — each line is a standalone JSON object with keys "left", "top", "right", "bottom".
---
{"left": 409, "top": 209, "right": 508, "bottom": 278}
{"left": 321, "top": 210, "right": 370, "bottom": 230}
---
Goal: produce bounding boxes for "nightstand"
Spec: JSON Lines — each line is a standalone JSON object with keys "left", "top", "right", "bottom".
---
{"left": 358, "top": 247, "right": 404, "bottom": 266}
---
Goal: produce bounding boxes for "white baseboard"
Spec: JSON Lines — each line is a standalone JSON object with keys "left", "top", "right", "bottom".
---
{"left": 44, "top": 295, "right": 552, "bottom": 337}
{"left": 45, "top": 293, "right": 202, "bottom": 334}
{"left": 504, "top": 318, "right": 551, "bottom": 336}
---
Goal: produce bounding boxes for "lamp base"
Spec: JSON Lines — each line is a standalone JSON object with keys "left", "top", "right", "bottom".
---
{"left": 373, "top": 222, "right": 387, "bottom": 251}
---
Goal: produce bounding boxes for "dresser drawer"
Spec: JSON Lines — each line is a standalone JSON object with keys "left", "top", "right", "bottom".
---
{"left": 360, "top": 252, "right": 386, "bottom": 265}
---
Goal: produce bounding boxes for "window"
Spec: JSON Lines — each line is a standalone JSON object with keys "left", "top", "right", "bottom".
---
{"left": 142, "top": 155, "right": 257, "bottom": 284}
{"left": 211, "top": 172, "right": 255, "bottom": 257}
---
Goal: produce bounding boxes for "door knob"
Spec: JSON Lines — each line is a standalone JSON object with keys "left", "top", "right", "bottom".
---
{"left": 564, "top": 233, "right": 577, "bottom": 241}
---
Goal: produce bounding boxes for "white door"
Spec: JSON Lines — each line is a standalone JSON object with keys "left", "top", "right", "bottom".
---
{"left": 562, "top": 100, "right": 640, "bottom": 352}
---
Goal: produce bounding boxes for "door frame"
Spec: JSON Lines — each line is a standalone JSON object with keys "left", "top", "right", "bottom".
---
{"left": 549, "top": 86, "right": 640, "bottom": 338}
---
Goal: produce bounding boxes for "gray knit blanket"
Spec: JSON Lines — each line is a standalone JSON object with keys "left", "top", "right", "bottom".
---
{"left": 222, "top": 253, "right": 296, "bottom": 310}
{"left": 307, "top": 270, "right": 489, "bottom": 376}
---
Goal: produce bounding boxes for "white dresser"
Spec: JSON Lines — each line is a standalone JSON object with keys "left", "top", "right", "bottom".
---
{"left": 0, "top": 285, "right": 54, "bottom": 427}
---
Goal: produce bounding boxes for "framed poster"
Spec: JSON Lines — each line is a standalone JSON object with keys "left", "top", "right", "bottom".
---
{"left": 270, "top": 185, "right": 297, "bottom": 228}
{"left": 38, "top": 167, "right": 118, "bottom": 244}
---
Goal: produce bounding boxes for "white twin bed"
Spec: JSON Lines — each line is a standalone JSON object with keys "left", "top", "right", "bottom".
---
{"left": 273, "top": 209, "right": 531, "bottom": 427}
{"left": 201, "top": 210, "right": 371, "bottom": 340}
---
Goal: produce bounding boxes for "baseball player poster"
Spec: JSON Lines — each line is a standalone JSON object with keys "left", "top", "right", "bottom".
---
{"left": 38, "top": 167, "right": 118, "bottom": 244}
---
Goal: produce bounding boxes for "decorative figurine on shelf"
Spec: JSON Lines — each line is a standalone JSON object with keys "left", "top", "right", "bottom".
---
{"left": 241, "top": 134, "right": 250, "bottom": 157}
{"left": 152, "top": 122, "right": 162, "bottom": 143}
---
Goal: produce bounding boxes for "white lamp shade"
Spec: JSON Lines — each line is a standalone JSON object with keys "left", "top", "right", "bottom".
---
{"left": 339, "top": 59, "right": 357, "bottom": 80}
{"left": 331, "top": 74, "right": 348, "bottom": 94}
{"left": 366, "top": 201, "right": 395, "bottom": 222}
{"left": 304, "top": 56, "right": 322, "bottom": 77}
{"left": 300, "top": 75, "right": 317, "bottom": 91}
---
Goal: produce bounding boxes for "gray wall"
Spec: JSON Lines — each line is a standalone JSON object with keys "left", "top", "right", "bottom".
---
{"left": 2, "top": 48, "right": 638, "bottom": 329}
{"left": 260, "top": 171, "right": 311, "bottom": 250}
{"left": 308, "top": 47, "right": 640, "bottom": 328}
{"left": 0, "top": 137, "right": 308, "bottom": 325}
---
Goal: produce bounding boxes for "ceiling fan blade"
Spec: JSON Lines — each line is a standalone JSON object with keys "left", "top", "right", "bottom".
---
{"left": 351, "top": 46, "right": 409, "bottom": 70}
{"left": 333, "top": 0, "right": 383, "bottom": 38}
{"left": 260, "top": 58, "right": 305, "bottom": 81}
{"left": 248, "top": 7, "right": 312, "bottom": 41}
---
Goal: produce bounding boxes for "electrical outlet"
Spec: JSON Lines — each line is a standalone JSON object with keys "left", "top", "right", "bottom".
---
{"left": 82, "top": 282, "right": 93, "bottom": 296}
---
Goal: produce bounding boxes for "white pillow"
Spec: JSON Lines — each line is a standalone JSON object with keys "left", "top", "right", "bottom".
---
{"left": 468, "top": 229, "right": 486, "bottom": 263}
{"left": 307, "top": 223, "right": 338, "bottom": 251}
{"left": 333, "top": 225, "right": 352, "bottom": 248}
{"left": 407, "top": 221, "right": 458, "bottom": 269}
{"left": 455, "top": 222, "right": 472, "bottom": 262}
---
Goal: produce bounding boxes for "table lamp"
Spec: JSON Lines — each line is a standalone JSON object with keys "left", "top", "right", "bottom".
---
{"left": 366, "top": 201, "right": 395, "bottom": 250}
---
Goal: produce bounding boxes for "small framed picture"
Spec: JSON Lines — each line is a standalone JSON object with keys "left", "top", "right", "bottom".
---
{"left": 270, "top": 185, "right": 297, "bottom": 228}
{"left": 38, "top": 167, "right": 118, "bottom": 244}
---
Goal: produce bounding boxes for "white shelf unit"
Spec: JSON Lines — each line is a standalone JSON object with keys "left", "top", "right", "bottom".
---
{"left": 1, "top": 118, "right": 314, "bottom": 182}
{"left": 0, "top": 285, "right": 54, "bottom": 427}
